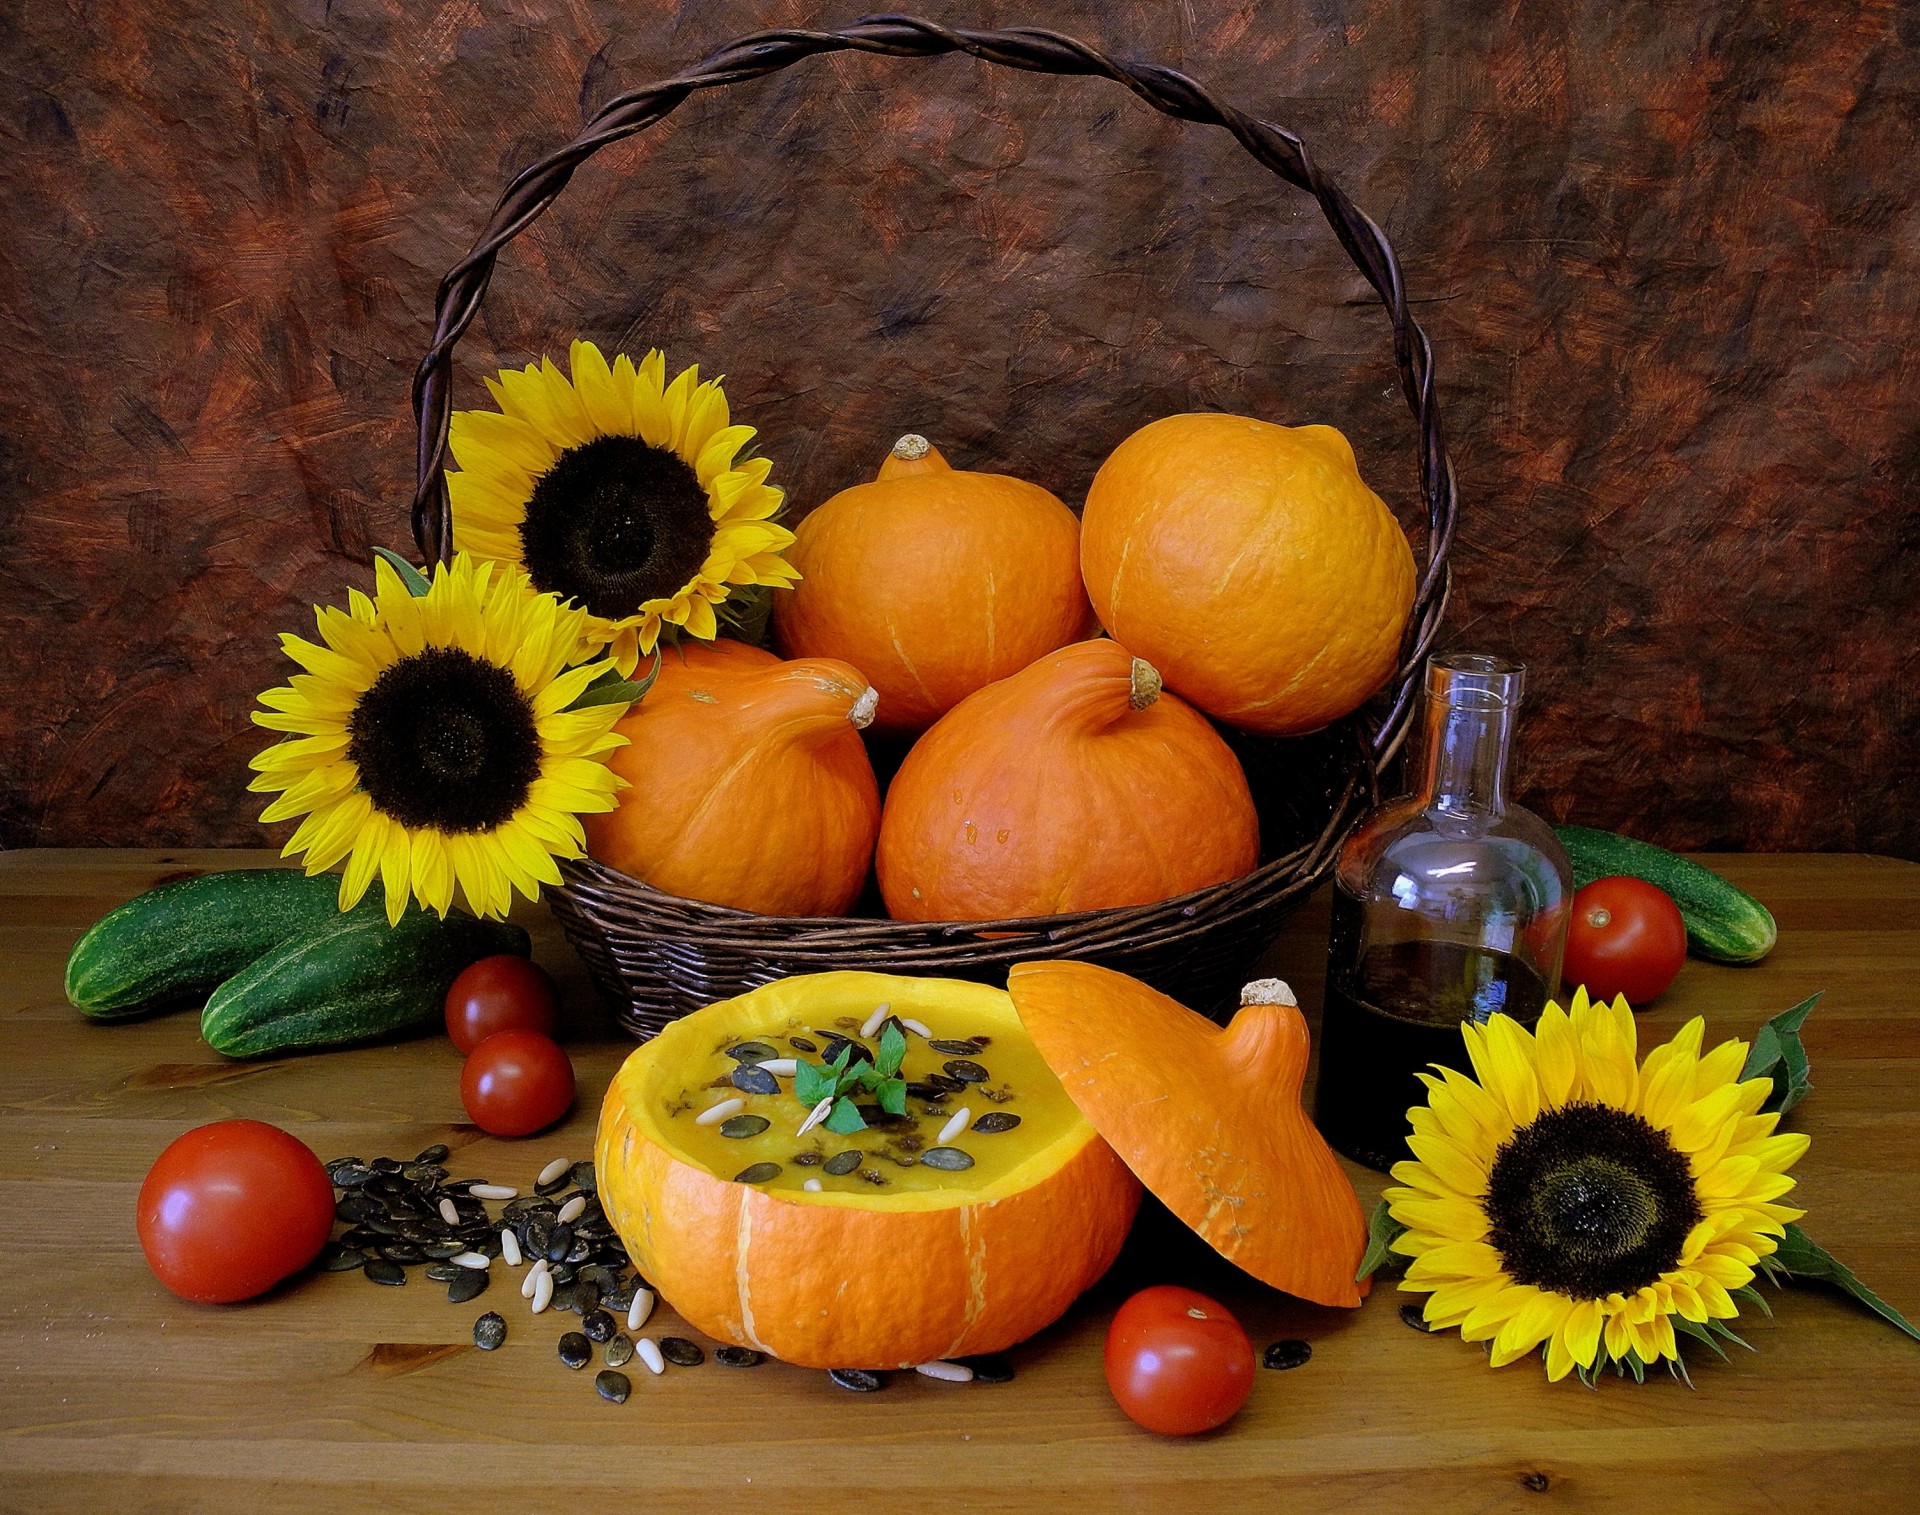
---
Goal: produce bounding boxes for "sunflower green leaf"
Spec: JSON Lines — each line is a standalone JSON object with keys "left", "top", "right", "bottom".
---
{"left": 1356, "top": 1197, "right": 1408, "bottom": 1283}
{"left": 1766, "top": 1222, "right": 1920, "bottom": 1342}
{"left": 1740, "top": 992, "right": 1820, "bottom": 1115}
{"left": 565, "top": 652, "right": 662, "bottom": 711}
{"left": 372, "top": 547, "right": 432, "bottom": 597}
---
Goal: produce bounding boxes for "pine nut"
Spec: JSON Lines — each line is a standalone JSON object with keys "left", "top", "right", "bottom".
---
{"left": 521, "top": 1258, "right": 547, "bottom": 1298}
{"left": 557, "top": 1195, "right": 586, "bottom": 1224}
{"left": 915, "top": 1360, "right": 975, "bottom": 1383}
{"left": 860, "top": 1003, "right": 892, "bottom": 1038}
{"left": 537, "top": 1156, "right": 572, "bottom": 1186}
{"left": 795, "top": 1095, "right": 834, "bottom": 1138}
{"left": 500, "top": 1228, "right": 522, "bottom": 1267}
{"left": 468, "top": 1183, "right": 517, "bottom": 1200}
{"left": 530, "top": 1270, "right": 554, "bottom": 1314}
{"left": 900, "top": 1017, "right": 933, "bottom": 1038}
{"left": 438, "top": 1198, "right": 460, "bottom": 1226}
{"left": 937, "top": 1107, "right": 971, "bottom": 1145}
{"left": 696, "top": 1097, "right": 745, "bottom": 1126}
{"left": 803, "top": 1178, "right": 823, "bottom": 1193}
{"left": 627, "top": 1286, "right": 655, "bottom": 1333}
{"left": 757, "top": 1058, "right": 798, "bottom": 1077}
{"left": 451, "top": 1251, "right": 491, "bottom": 1270}
{"left": 636, "top": 1337, "right": 666, "bottom": 1375}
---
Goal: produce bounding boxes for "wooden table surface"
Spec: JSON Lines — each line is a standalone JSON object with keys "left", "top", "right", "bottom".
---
{"left": 3, "top": 849, "right": 1917, "bottom": 1513}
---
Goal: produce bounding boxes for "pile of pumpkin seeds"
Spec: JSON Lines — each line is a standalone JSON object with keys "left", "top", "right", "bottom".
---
{"left": 319, "top": 1144, "right": 1017, "bottom": 1397}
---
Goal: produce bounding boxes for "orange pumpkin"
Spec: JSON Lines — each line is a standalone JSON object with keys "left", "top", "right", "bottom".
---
{"left": 771, "top": 434, "right": 1093, "bottom": 735}
{"left": 876, "top": 638, "right": 1259, "bottom": 921}
{"left": 593, "top": 971, "right": 1142, "bottom": 1368}
{"left": 1081, "top": 413, "right": 1416, "bottom": 735}
{"left": 1007, "top": 963, "right": 1370, "bottom": 1308}
{"left": 582, "top": 640, "right": 880, "bottom": 916}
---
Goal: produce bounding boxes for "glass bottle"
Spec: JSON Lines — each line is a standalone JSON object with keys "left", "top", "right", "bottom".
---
{"left": 1315, "top": 653, "right": 1571, "bottom": 1171}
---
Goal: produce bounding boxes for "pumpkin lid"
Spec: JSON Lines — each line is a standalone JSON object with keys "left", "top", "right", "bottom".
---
{"left": 1005, "top": 960, "right": 1370, "bottom": 1308}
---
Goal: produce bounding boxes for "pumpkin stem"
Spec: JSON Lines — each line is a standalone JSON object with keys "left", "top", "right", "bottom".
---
{"left": 877, "top": 434, "right": 951, "bottom": 481}
{"left": 1128, "top": 658, "right": 1162, "bottom": 711}
{"left": 1241, "top": 979, "right": 1299, "bottom": 1008}
{"left": 848, "top": 685, "right": 879, "bottom": 730}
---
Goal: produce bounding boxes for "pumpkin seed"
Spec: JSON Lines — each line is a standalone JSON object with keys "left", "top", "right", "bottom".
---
{"left": 926, "top": 1039, "right": 982, "bottom": 1057}
{"left": 535, "top": 1170, "right": 572, "bottom": 1197}
{"left": 920, "top": 1147, "right": 975, "bottom": 1172}
{"left": 546, "top": 1222, "right": 574, "bottom": 1263}
{"left": 421, "top": 1239, "right": 466, "bottom": 1260}
{"left": 942, "top": 1059, "right": 989, "bottom": 1084}
{"left": 823, "top": 1150, "right": 863, "bottom": 1176}
{"left": 958, "top": 1353, "right": 1014, "bottom": 1383}
{"left": 595, "top": 1369, "right": 632, "bottom": 1404}
{"left": 727, "top": 1041, "right": 779, "bottom": 1063}
{"left": 363, "top": 1258, "right": 407, "bottom": 1286}
{"left": 604, "top": 1333, "right": 635, "bottom": 1368}
{"left": 401, "top": 1162, "right": 442, "bottom": 1185}
{"left": 905, "top": 1082, "right": 948, "bottom": 1102}
{"left": 473, "top": 1311, "right": 506, "bottom": 1350}
{"left": 971, "top": 1112, "right": 1021, "bottom": 1134}
{"left": 828, "top": 1367, "right": 884, "bottom": 1392}
{"left": 582, "top": 1308, "right": 617, "bottom": 1343}
{"left": 378, "top": 1242, "right": 426, "bottom": 1265}
{"left": 318, "top": 1242, "right": 367, "bottom": 1272}
{"left": 553, "top": 1281, "right": 599, "bottom": 1315}
{"left": 558, "top": 1331, "right": 593, "bottom": 1370}
{"left": 659, "top": 1336, "right": 705, "bottom": 1367}
{"left": 325, "top": 1155, "right": 364, "bottom": 1176}
{"left": 579, "top": 1263, "right": 621, "bottom": 1295}
{"left": 719, "top": 1114, "right": 771, "bottom": 1140}
{"left": 730, "top": 1064, "right": 779, "bottom": 1096}
{"left": 370, "top": 1157, "right": 402, "bottom": 1174}
{"left": 447, "top": 1268, "right": 491, "bottom": 1304}
{"left": 331, "top": 1164, "right": 376, "bottom": 1189}
{"left": 569, "top": 1161, "right": 597, "bottom": 1193}
{"left": 1263, "top": 1339, "right": 1313, "bottom": 1370}
{"left": 926, "top": 1073, "right": 966, "bottom": 1094}
{"left": 787, "top": 1036, "right": 817, "bottom": 1053}
{"left": 1398, "top": 1304, "right": 1433, "bottom": 1333}
{"left": 734, "top": 1162, "right": 782, "bottom": 1185}
{"left": 714, "top": 1345, "right": 764, "bottom": 1368}
{"left": 424, "top": 1262, "right": 465, "bottom": 1282}
{"left": 565, "top": 1236, "right": 591, "bottom": 1265}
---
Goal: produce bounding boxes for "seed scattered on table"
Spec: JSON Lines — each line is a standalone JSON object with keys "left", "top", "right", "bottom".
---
{"left": 636, "top": 1338, "right": 666, "bottom": 1376}
{"left": 714, "top": 1345, "right": 763, "bottom": 1367}
{"left": 582, "top": 1308, "right": 616, "bottom": 1344}
{"left": 604, "top": 1333, "right": 635, "bottom": 1368}
{"left": 363, "top": 1258, "right": 407, "bottom": 1286}
{"left": 450, "top": 1251, "right": 491, "bottom": 1270}
{"left": 318, "top": 1243, "right": 366, "bottom": 1273}
{"left": 557, "top": 1194, "right": 587, "bottom": 1224}
{"left": 473, "top": 1311, "right": 507, "bottom": 1350}
{"left": 447, "top": 1268, "right": 490, "bottom": 1304}
{"left": 628, "top": 1287, "right": 655, "bottom": 1333}
{"left": 568, "top": 1161, "right": 597, "bottom": 1193}
{"left": 537, "top": 1155, "right": 572, "bottom": 1187}
{"left": 530, "top": 1270, "right": 554, "bottom": 1314}
{"left": 828, "top": 1367, "right": 884, "bottom": 1392}
{"left": 915, "top": 1360, "right": 974, "bottom": 1383}
{"left": 558, "top": 1331, "right": 592, "bottom": 1370}
{"left": 658, "top": 1336, "right": 705, "bottom": 1367}
{"left": 437, "top": 1198, "right": 460, "bottom": 1226}
{"left": 1263, "top": 1340, "right": 1312, "bottom": 1371}
{"left": 467, "top": 1183, "right": 518, "bottom": 1201}
{"left": 500, "top": 1228, "right": 522, "bottom": 1267}
{"left": 1398, "top": 1304, "right": 1432, "bottom": 1333}
{"left": 958, "top": 1354, "right": 1015, "bottom": 1384}
{"left": 596, "top": 1369, "right": 632, "bottom": 1404}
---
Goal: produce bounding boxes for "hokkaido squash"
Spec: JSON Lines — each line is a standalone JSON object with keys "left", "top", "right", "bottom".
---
{"left": 1007, "top": 962, "right": 1369, "bottom": 1308}
{"left": 582, "top": 640, "right": 881, "bottom": 916}
{"left": 593, "top": 971, "right": 1142, "bottom": 1368}
{"left": 771, "top": 434, "right": 1093, "bottom": 735}
{"left": 876, "top": 638, "right": 1259, "bottom": 921}
{"left": 1081, "top": 413, "right": 1416, "bottom": 735}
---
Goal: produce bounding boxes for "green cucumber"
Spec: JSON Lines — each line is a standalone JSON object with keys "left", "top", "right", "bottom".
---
{"left": 65, "top": 868, "right": 382, "bottom": 1021}
{"left": 1554, "top": 825, "right": 1777, "bottom": 964}
{"left": 201, "top": 907, "right": 530, "bottom": 1058}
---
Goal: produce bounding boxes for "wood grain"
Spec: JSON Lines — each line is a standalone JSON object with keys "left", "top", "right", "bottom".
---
{"left": 1, "top": 849, "right": 1916, "bottom": 1513}
{"left": 1, "top": 3, "right": 1917, "bottom": 857}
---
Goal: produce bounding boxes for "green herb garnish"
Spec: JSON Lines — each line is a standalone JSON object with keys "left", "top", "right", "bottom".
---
{"left": 791, "top": 1020, "right": 910, "bottom": 1137}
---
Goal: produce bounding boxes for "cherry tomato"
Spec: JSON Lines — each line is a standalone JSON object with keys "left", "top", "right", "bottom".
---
{"left": 460, "top": 1029, "right": 575, "bottom": 1137}
{"left": 1562, "top": 876, "right": 1688, "bottom": 1005}
{"left": 1104, "top": 1285, "right": 1255, "bottom": 1435}
{"left": 444, "top": 954, "right": 558, "bottom": 1053}
{"left": 137, "top": 1120, "right": 334, "bottom": 1303}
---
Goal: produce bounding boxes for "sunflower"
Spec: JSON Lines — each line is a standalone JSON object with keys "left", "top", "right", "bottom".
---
{"left": 446, "top": 339, "right": 798, "bottom": 676}
{"left": 248, "top": 553, "right": 628, "bottom": 924}
{"left": 1386, "top": 987, "right": 1810, "bottom": 1383}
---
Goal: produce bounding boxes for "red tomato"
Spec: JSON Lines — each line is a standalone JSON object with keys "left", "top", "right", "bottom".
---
{"left": 460, "top": 1029, "right": 575, "bottom": 1137}
{"left": 137, "top": 1120, "right": 334, "bottom": 1303}
{"left": 445, "top": 954, "right": 558, "bottom": 1053}
{"left": 1104, "top": 1285, "right": 1255, "bottom": 1435}
{"left": 1562, "top": 876, "right": 1688, "bottom": 1005}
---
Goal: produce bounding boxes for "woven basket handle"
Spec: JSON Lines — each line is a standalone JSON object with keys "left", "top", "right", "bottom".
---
{"left": 410, "top": 13, "right": 1456, "bottom": 761}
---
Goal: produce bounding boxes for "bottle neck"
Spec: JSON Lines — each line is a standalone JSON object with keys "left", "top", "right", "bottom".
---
{"left": 1418, "top": 698, "right": 1514, "bottom": 819}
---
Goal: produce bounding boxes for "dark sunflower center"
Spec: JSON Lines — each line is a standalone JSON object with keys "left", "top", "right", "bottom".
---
{"left": 519, "top": 434, "right": 714, "bottom": 619}
{"left": 1483, "top": 1102, "right": 1701, "bottom": 1299}
{"left": 346, "top": 646, "right": 541, "bottom": 833}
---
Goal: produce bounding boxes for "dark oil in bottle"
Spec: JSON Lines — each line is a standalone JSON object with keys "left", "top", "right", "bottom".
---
{"left": 1316, "top": 884, "right": 1550, "bottom": 1172}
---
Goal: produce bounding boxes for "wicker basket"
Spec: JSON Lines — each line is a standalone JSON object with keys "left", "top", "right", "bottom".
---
{"left": 408, "top": 16, "right": 1456, "bottom": 1038}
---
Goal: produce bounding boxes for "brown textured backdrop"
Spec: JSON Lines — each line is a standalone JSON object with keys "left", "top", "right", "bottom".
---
{"left": 1, "top": 0, "right": 1915, "bottom": 856}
